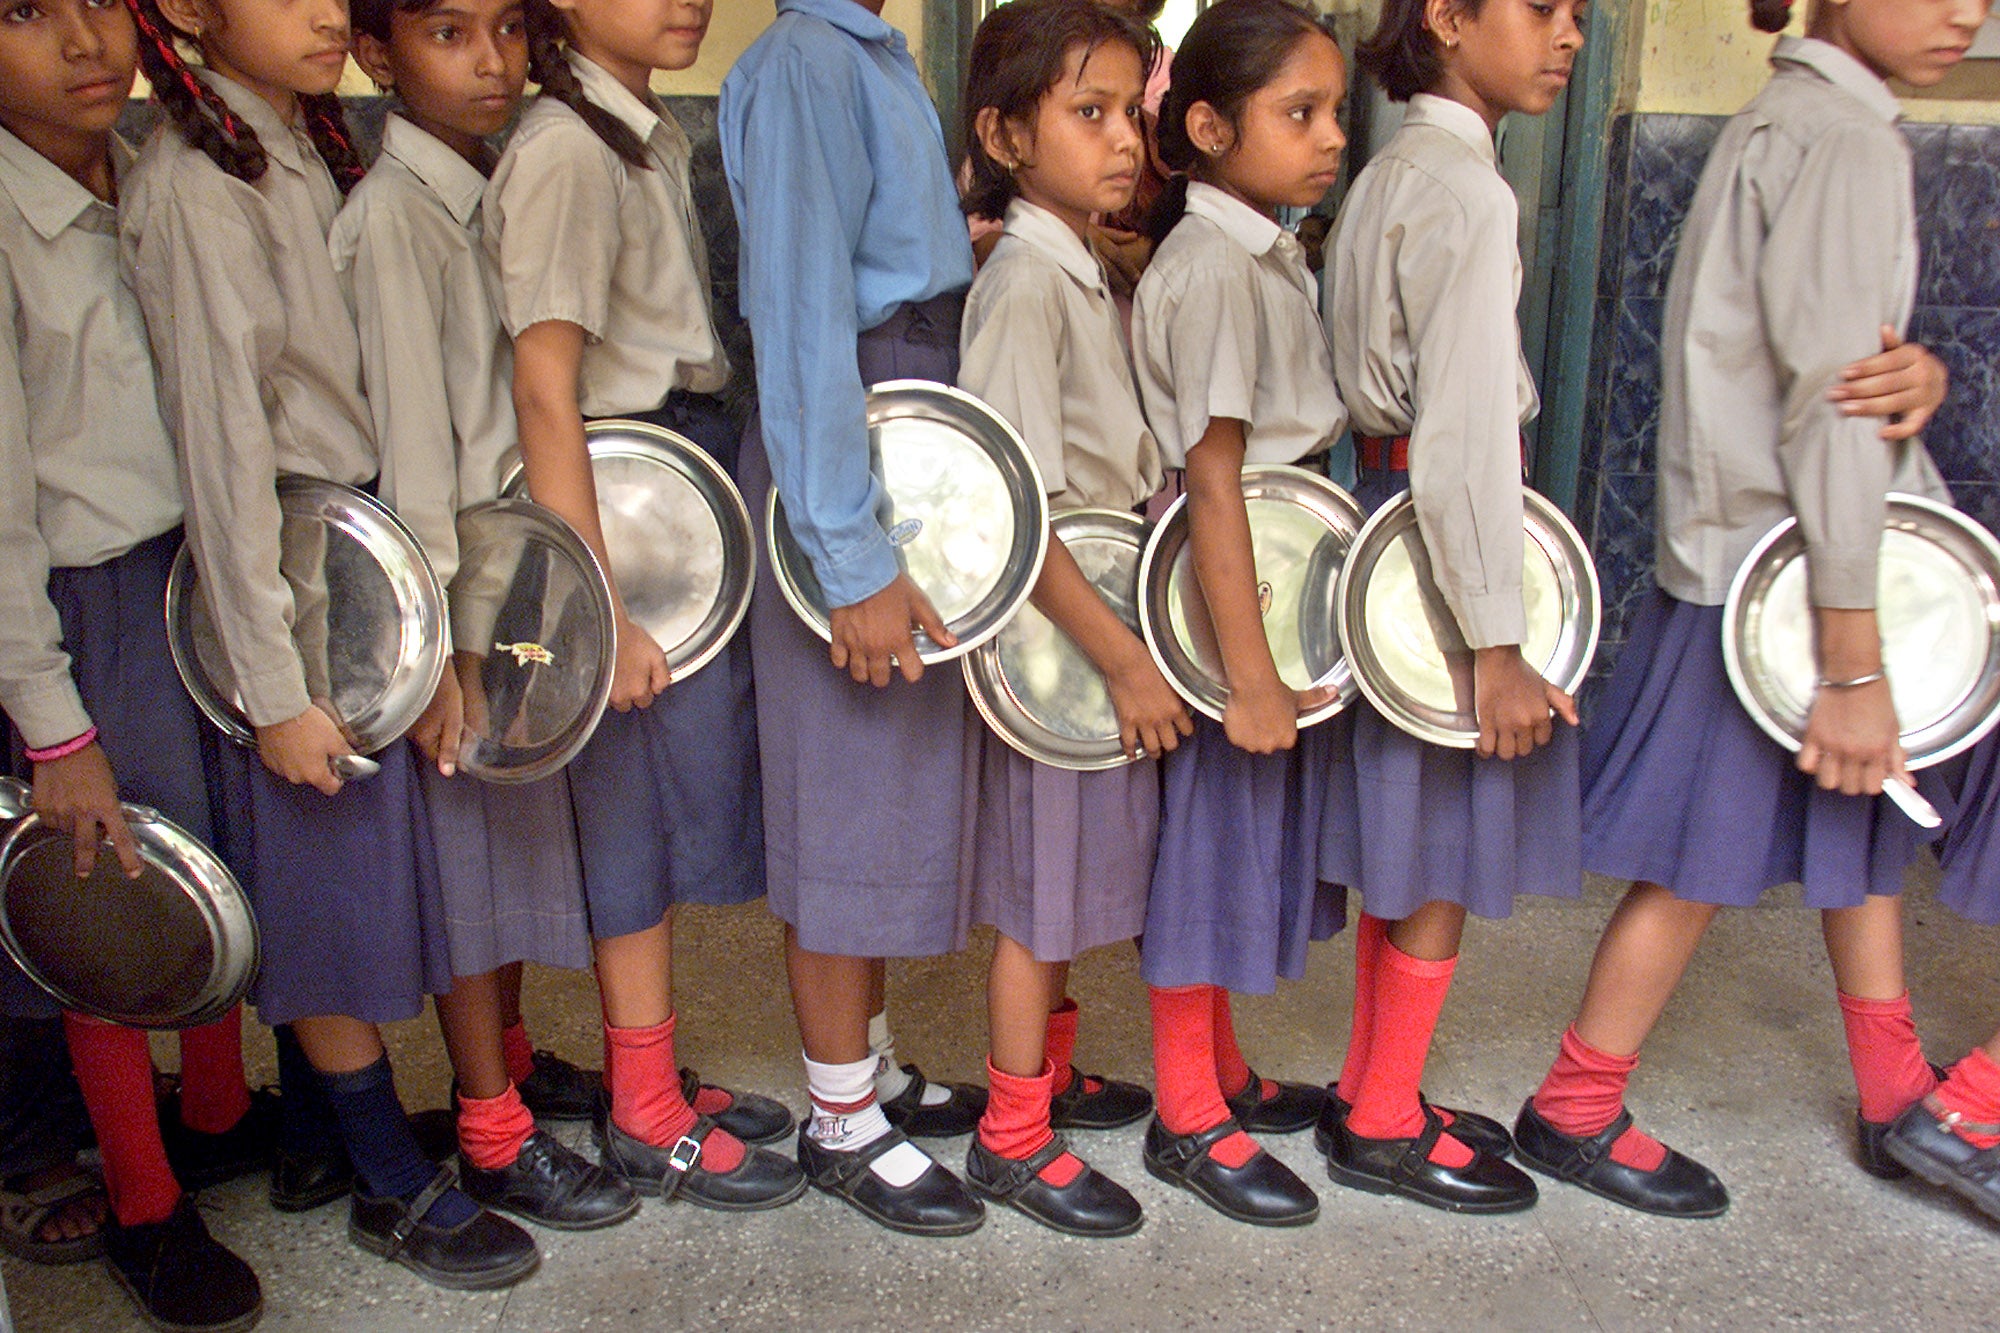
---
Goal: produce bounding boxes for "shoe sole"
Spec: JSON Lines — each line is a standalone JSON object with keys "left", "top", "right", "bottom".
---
{"left": 718, "top": 1117, "right": 799, "bottom": 1148}
{"left": 104, "top": 1258, "right": 263, "bottom": 1333}
{"left": 1323, "top": 1155, "right": 1534, "bottom": 1215}
{"left": 347, "top": 1221, "right": 542, "bottom": 1291}
{"left": 1050, "top": 1109, "right": 1152, "bottom": 1133}
{"left": 466, "top": 1190, "right": 643, "bottom": 1232}
{"left": 1883, "top": 1136, "right": 2000, "bottom": 1224}
{"left": 269, "top": 1183, "right": 349, "bottom": 1214}
{"left": 1240, "top": 1114, "right": 1319, "bottom": 1136}
{"left": 1512, "top": 1142, "right": 1727, "bottom": 1220}
{"left": 805, "top": 1175, "right": 985, "bottom": 1236}
{"left": 1140, "top": 1156, "right": 1318, "bottom": 1228}
{"left": 964, "top": 1178, "right": 1144, "bottom": 1239}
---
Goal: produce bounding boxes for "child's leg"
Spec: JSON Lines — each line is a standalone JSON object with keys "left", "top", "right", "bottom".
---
{"left": 497, "top": 961, "right": 534, "bottom": 1086}
{"left": 437, "top": 973, "right": 511, "bottom": 1101}
{"left": 1148, "top": 985, "right": 1255, "bottom": 1167}
{"left": 172, "top": 1004, "right": 251, "bottom": 1135}
{"left": 979, "top": 936, "right": 1083, "bottom": 1187}
{"left": 62, "top": 1016, "right": 178, "bottom": 1228}
{"left": 863, "top": 959, "right": 980, "bottom": 1130}
{"left": 1823, "top": 895, "right": 1937, "bottom": 1126}
{"left": 1347, "top": 901, "right": 1470, "bottom": 1166}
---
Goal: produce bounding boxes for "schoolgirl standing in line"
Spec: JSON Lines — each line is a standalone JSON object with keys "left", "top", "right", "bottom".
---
{"left": 119, "top": 0, "right": 541, "bottom": 1288}
{"left": 720, "top": 0, "right": 993, "bottom": 1237}
{"left": 1316, "top": 0, "right": 1588, "bottom": 1217}
{"left": 483, "top": 0, "right": 802, "bottom": 1212}
{"left": 1129, "top": 0, "right": 1349, "bottom": 1228}
{"left": 1515, "top": 0, "right": 1985, "bottom": 1219}
{"left": 955, "top": 0, "right": 1181, "bottom": 1239}
{"left": 0, "top": 2, "right": 268, "bottom": 1324}
{"left": 333, "top": 0, "right": 639, "bottom": 1232}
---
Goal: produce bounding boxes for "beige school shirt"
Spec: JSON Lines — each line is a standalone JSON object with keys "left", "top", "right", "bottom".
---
{"left": 485, "top": 50, "right": 728, "bottom": 417}
{"left": 1134, "top": 182, "right": 1346, "bottom": 470}
{"left": 1326, "top": 93, "right": 1540, "bottom": 650}
{"left": 0, "top": 129, "right": 183, "bottom": 749}
{"left": 122, "top": 70, "right": 377, "bottom": 729}
{"left": 959, "top": 200, "right": 1162, "bottom": 511}
{"left": 1654, "top": 36, "right": 1947, "bottom": 610}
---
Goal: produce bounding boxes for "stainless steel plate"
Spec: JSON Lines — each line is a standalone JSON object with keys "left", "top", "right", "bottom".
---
{"left": 1138, "top": 465, "right": 1364, "bottom": 727}
{"left": 1337, "top": 488, "right": 1600, "bottom": 748}
{"left": 1722, "top": 493, "right": 2000, "bottom": 769}
{"left": 166, "top": 477, "right": 448, "bottom": 752}
{"left": 964, "top": 509, "right": 1146, "bottom": 771}
{"left": 501, "top": 420, "right": 756, "bottom": 681}
{"left": 450, "top": 499, "right": 616, "bottom": 784}
{"left": 0, "top": 779, "right": 257, "bottom": 1030}
{"left": 767, "top": 380, "right": 1051, "bottom": 665}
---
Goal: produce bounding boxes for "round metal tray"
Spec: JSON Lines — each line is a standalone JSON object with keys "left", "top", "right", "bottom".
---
{"left": 501, "top": 419, "right": 755, "bottom": 681}
{"left": 1722, "top": 493, "right": 2000, "bottom": 769}
{"left": 166, "top": 476, "right": 448, "bottom": 752}
{"left": 0, "top": 779, "right": 257, "bottom": 1030}
{"left": 1137, "top": 464, "right": 1364, "bottom": 727}
{"left": 449, "top": 499, "right": 617, "bottom": 784}
{"left": 964, "top": 509, "right": 1147, "bottom": 771}
{"left": 767, "top": 380, "right": 1050, "bottom": 665}
{"left": 1337, "top": 487, "right": 1600, "bottom": 748}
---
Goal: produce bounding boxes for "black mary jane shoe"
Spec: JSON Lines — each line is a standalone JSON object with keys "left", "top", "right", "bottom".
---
{"left": 597, "top": 1116, "right": 806, "bottom": 1211}
{"left": 1884, "top": 1096, "right": 2000, "bottom": 1223}
{"left": 104, "top": 1196, "right": 263, "bottom": 1333}
{"left": 1314, "top": 1090, "right": 1514, "bottom": 1160}
{"left": 458, "top": 1130, "right": 640, "bottom": 1231}
{"left": 1512, "top": 1100, "right": 1725, "bottom": 1219}
{"left": 1326, "top": 1104, "right": 1536, "bottom": 1215}
{"left": 1140, "top": 1117, "right": 1318, "bottom": 1227}
{"left": 160, "top": 1087, "right": 282, "bottom": 1191}
{"left": 1049, "top": 1071, "right": 1153, "bottom": 1132}
{"left": 964, "top": 1136, "right": 1142, "bottom": 1238}
{"left": 1224, "top": 1073, "right": 1327, "bottom": 1136}
{"left": 797, "top": 1125, "right": 985, "bottom": 1236}
{"left": 880, "top": 1064, "right": 988, "bottom": 1138}
{"left": 517, "top": 1050, "right": 602, "bottom": 1124}
{"left": 270, "top": 1146, "right": 352, "bottom": 1214}
{"left": 680, "top": 1068, "right": 797, "bottom": 1146}
{"left": 1856, "top": 1062, "right": 1948, "bottom": 1181}
{"left": 348, "top": 1167, "right": 540, "bottom": 1292}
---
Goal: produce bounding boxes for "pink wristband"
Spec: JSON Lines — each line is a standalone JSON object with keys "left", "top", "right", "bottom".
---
{"left": 25, "top": 727, "right": 98, "bottom": 764}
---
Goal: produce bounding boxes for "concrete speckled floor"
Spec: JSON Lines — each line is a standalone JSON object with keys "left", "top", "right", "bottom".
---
{"left": 7, "top": 863, "right": 2000, "bottom": 1331}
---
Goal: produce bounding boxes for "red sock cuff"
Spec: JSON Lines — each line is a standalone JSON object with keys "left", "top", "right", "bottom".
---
{"left": 604, "top": 1014, "right": 697, "bottom": 1148}
{"left": 501, "top": 1021, "right": 536, "bottom": 1088}
{"left": 65, "top": 1015, "right": 181, "bottom": 1227}
{"left": 1380, "top": 941, "right": 1458, "bottom": 982}
{"left": 1561, "top": 1025, "right": 1639, "bottom": 1075}
{"left": 1836, "top": 991, "right": 1912, "bottom": 1018}
{"left": 457, "top": 1084, "right": 535, "bottom": 1170}
{"left": 175, "top": 1006, "right": 251, "bottom": 1136}
{"left": 1045, "top": 1001, "right": 1080, "bottom": 1093}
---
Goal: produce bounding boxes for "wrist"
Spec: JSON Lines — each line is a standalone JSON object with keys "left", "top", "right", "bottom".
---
{"left": 26, "top": 728, "right": 98, "bottom": 764}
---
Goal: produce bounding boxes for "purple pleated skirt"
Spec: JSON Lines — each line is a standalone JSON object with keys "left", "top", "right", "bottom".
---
{"left": 738, "top": 296, "right": 981, "bottom": 959}
{"left": 418, "top": 767, "right": 592, "bottom": 976}
{"left": 969, "top": 733, "right": 1157, "bottom": 963}
{"left": 1580, "top": 588, "right": 1926, "bottom": 907}
{"left": 1918, "top": 735, "right": 2000, "bottom": 924}
{"left": 566, "top": 393, "right": 766, "bottom": 941}
{"left": 1140, "top": 713, "right": 1343, "bottom": 994}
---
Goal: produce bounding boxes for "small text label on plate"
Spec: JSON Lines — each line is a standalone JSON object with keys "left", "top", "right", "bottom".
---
{"left": 495, "top": 641, "right": 555, "bottom": 668}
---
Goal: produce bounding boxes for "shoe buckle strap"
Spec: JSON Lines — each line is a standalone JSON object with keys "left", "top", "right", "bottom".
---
{"left": 1934, "top": 1102, "right": 2000, "bottom": 1140}
{"left": 654, "top": 1133, "right": 703, "bottom": 1200}
{"left": 386, "top": 1165, "right": 458, "bottom": 1258}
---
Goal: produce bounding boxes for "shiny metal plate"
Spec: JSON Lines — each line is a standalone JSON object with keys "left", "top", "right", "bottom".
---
{"left": 166, "top": 477, "right": 448, "bottom": 753}
{"left": 501, "top": 420, "right": 755, "bottom": 681}
{"left": 768, "top": 380, "right": 1050, "bottom": 665}
{"left": 1138, "top": 464, "right": 1365, "bottom": 727}
{"left": 450, "top": 499, "right": 616, "bottom": 784}
{"left": 1337, "top": 488, "right": 1600, "bottom": 748}
{"left": 1722, "top": 494, "right": 2000, "bottom": 769}
{"left": 0, "top": 778, "right": 257, "bottom": 1030}
{"left": 964, "top": 509, "right": 1146, "bottom": 771}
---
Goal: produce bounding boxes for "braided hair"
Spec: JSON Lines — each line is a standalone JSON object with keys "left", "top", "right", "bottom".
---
{"left": 123, "top": 0, "right": 364, "bottom": 193}
{"left": 525, "top": 0, "right": 651, "bottom": 170}
{"left": 1749, "top": 0, "right": 1793, "bottom": 33}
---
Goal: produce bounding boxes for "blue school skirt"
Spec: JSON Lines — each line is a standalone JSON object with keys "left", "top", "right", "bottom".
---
{"left": 1916, "top": 735, "right": 2000, "bottom": 924}
{"left": 419, "top": 764, "right": 592, "bottom": 977}
{"left": 738, "top": 295, "right": 982, "bottom": 959}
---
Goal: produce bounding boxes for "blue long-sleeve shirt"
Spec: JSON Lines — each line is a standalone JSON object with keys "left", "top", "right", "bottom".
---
{"left": 719, "top": 0, "right": 973, "bottom": 608}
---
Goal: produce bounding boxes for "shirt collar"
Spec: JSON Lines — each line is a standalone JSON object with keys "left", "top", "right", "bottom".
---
{"left": 1773, "top": 35, "right": 1902, "bottom": 124}
{"left": 1403, "top": 93, "right": 1497, "bottom": 164}
{"left": 1184, "top": 180, "right": 1286, "bottom": 257}
{"left": 778, "top": 0, "right": 899, "bottom": 46}
{"left": 0, "top": 125, "right": 126, "bottom": 239}
{"left": 1002, "top": 199, "right": 1106, "bottom": 293}
{"left": 381, "top": 113, "right": 486, "bottom": 227}
{"left": 568, "top": 49, "right": 683, "bottom": 154}
{"left": 198, "top": 68, "right": 312, "bottom": 176}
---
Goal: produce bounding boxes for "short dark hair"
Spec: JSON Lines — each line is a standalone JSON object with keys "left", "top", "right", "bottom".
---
{"left": 1749, "top": 0, "right": 1793, "bottom": 33}
{"left": 351, "top": 0, "right": 444, "bottom": 43}
{"left": 961, "top": 0, "right": 1160, "bottom": 221}
{"left": 1357, "top": 0, "right": 1489, "bottom": 103}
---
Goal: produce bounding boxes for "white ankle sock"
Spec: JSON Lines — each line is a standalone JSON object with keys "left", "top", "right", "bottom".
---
{"left": 804, "top": 1052, "right": 929, "bottom": 1188}
{"left": 869, "top": 1012, "right": 949, "bottom": 1107}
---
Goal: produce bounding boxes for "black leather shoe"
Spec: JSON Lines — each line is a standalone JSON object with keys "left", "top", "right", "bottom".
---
{"left": 680, "top": 1068, "right": 796, "bottom": 1146}
{"left": 1326, "top": 1104, "right": 1535, "bottom": 1214}
{"left": 517, "top": 1051, "right": 602, "bottom": 1123}
{"left": 1314, "top": 1090, "right": 1514, "bottom": 1160}
{"left": 160, "top": 1087, "right": 281, "bottom": 1191}
{"left": 1512, "top": 1100, "right": 1726, "bottom": 1218}
{"left": 797, "top": 1125, "right": 985, "bottom": 1236}
{"left": 964, "top": 1136, "right": 1142, "bottom": 1238}
{"left": 104, "top": 1196, "right": 262, "bottom": 1332}
{"left": 270, "top": 1146, "right": 353, "bottom": 1213}
{"left": 1856, "top": 1062, "right": 1947, "bottom": 1180}
{"left": 1225, "top": 1073, "right": 1326, "bottom": 1136}
{"left": 880, "top": 1065, "right": 987, "bottom": 1138}
{"left": 1141, "top": 1117, "right": 1318, "bottom": 1226}
{"left": 597, "top": 1117, "right": 806, "bottom": 1211}
{"left": 459, "top": 1130, "right": 640, "bottom": 1231}
{"left": 348, "top": 1168, "right": 540, "bottom": 1291}
{"left": 1884, "top": 1096, "right": 2000, "bottom": 1223}
{"left": 1049, "top": 1071, "right": 1153, "bottom": 1131}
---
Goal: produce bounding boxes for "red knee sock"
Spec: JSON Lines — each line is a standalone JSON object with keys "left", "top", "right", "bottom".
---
{"left": 1149, "top": 985, "right": 1256, "bottom": 1169}
{"left": 1336, "top": 914, "right": 1390, "bottom": 1105}
{"left": 64, "top": 1015, "right": 180, "bottom": 1227}
{"left": 603, "top": 1015, "right": 743, "bottom": 1172}
{"left": 1934, "top": 1048, "right": 2000, "bottom": 1149}
{"left": 457, "top": 1083, "right": 536, "bottom": 1170}
{"left": 501, "top": 1021, "right": 536, "bottom": 1089}
{"left": 1837, "top": 991, "right": 1938, "bottom": 1125}
{"left": 1210, "top": 989, "right": 1275, "bottom": 1105}
{"left": 1045, "top": 1000, "right": 1082, "bottom": 1098}
{"left": 1531, "top": 1025, "right": 1667, "bottom": 1171}
{"left": 979, "top": 1060, "right": 1083, "bottom": 1186}
{"left": 175, "top": 1004, "right": 251, "bottom": 1136}
{"left": 1345, "top": 943, "right": 1471, "bottom": 1168}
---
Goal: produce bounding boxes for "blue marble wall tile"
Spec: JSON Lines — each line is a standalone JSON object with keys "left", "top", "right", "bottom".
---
{"left": 1619, "top": 115, "right": 1722, "bottom": 302}
{"left": 1597, "top": 116, "right": 1634, "bottom": 303}
{"left": 1911, "top": 306, "right": 2000, "bottom": 485}
{"left": 1593, "top": 470, "right": 1657, "bottom": 642}
{"left": 1918, "top": 126, "right": 2000, "bottom": 312}
{"left": 1598, "top": 299, "right": 1665, "bottom": 475}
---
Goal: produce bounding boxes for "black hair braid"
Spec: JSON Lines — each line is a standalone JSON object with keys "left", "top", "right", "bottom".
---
{"left": 1749, "top": 0, "right": 1793, "bottom": 33}
{"left": 124, "top": 0, "right": 269, "bottom": 183}
{"left": 302, "top": 93, "right": 366, "bottom": 194}
{"left": 525, "top": 0, "right": 652, "bottom": 170}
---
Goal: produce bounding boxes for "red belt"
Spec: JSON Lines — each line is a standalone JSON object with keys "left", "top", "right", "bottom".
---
{"left": 1356, "top": 434, "right": 1410, "bottom": 472}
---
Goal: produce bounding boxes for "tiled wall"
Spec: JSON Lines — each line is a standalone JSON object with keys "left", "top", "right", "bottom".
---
{"left": 1574, "top": 112, "right": 2000, "bottom": 683}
